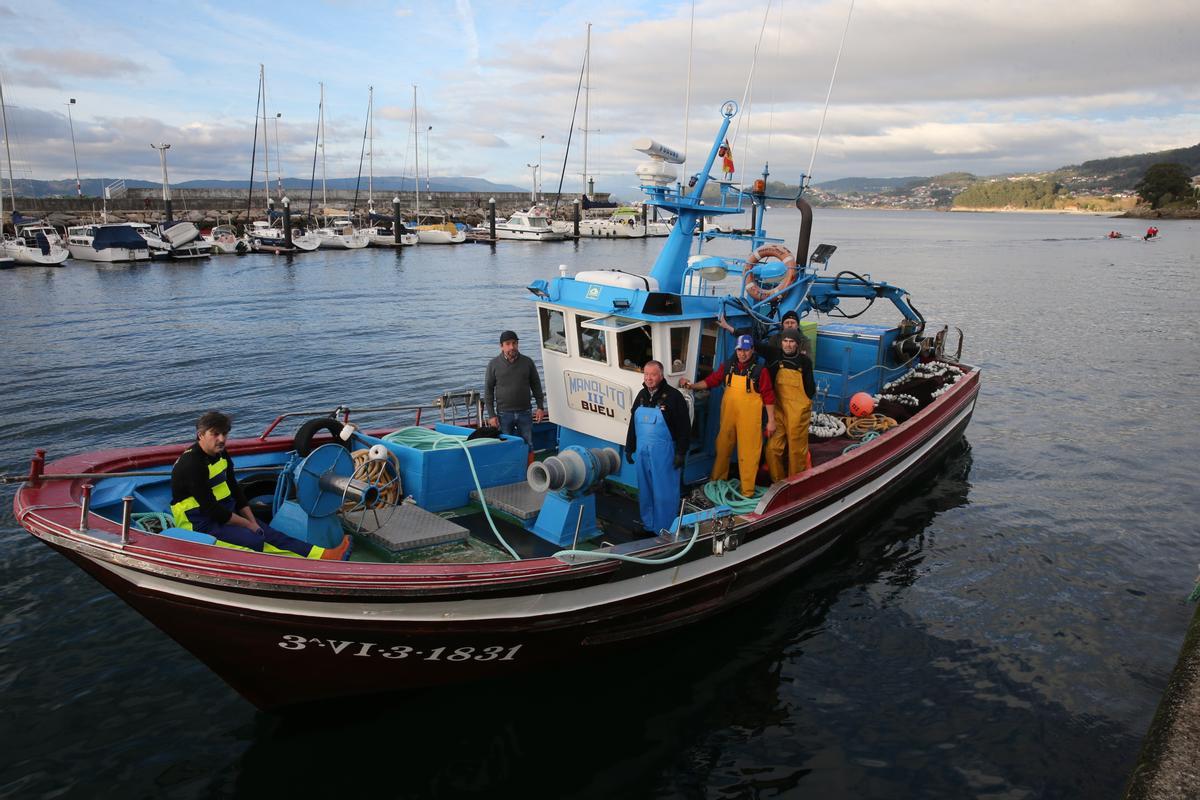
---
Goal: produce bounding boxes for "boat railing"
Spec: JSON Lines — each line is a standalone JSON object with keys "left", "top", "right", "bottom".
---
{"left": 257, "top": 390, "right": 484, "bottom": 441}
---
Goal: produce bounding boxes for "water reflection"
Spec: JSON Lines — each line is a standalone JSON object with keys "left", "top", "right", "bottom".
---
{"left": 224, "top": 443, "right": 976, "bottom": 798}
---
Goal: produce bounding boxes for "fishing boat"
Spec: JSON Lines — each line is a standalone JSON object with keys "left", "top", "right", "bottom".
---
{"left": 10, "top": 105, "right": 979, "bottom": 710}
{"left": 64, "top": 223, "right": 152, "bottom": 263}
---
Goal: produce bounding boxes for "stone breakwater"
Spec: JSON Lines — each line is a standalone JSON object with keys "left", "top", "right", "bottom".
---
{"left": 6, "top": 189, "right": 608, "bottom": 229}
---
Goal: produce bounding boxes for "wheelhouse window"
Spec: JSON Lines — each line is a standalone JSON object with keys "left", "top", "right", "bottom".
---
{"left": 668, "top": 326, "right": 690, "bottom": 375}
{"left": 617, "top": 323, "right": 653, "bottom": 372}
{"left": 576, "top": 315, "right": 609, "bottom": 363}
{"left": 540, "top": 307, "right": 567, "bottom": 354}
{"left": 697, "top": 321, "right": 719, "bottom": 381}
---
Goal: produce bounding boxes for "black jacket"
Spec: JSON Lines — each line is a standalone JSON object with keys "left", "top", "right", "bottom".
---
{"left": 625, "top": 383, "right": 690, "bottom": 457}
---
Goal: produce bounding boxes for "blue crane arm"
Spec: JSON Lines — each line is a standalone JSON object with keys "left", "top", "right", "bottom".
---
{"left": 803, "top": 274, "right": 925, "bottom": 325}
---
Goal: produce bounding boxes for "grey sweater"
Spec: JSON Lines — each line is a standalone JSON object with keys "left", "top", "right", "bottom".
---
{"left": 484, "top": 352, "right": 546, "bottom": 417}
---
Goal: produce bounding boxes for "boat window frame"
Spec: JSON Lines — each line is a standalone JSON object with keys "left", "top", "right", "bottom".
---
{"left": 575, "top": 313, "right": 610, "bottom": 365}
{"left": 539, "top": 306, "right": 569, "bottom": 355}
{"left": 616, "top": 322, "right": 654, "bottom": 373}
{"left": 668, "top": 326, "right": 691, "bottom": 376}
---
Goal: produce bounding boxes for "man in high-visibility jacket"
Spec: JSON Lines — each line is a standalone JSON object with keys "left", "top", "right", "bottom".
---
{"left": 681, "top": 334, "right": 776, "bottom": 497}
{"left": 766, "top": 328, "right": 815, "bottom": 481}
{"left": 170, "top": 411, "right": 351, "bottom": 559}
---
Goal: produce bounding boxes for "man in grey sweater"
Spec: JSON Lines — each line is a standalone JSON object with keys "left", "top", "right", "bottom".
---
{"left": 484, "top": 330, "right": 547, "bottom": 447}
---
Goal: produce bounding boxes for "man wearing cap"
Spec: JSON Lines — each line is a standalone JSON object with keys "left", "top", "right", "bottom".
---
{"left": 484, "top": 330, "right": 547, "bottom": 448}
{"left": 716, "top": 308, "right": 805, "bottom": 364}
{"left": 680, "top": 334, "right": 776, "bottom": 497}
{"left": 765, "top": 328, "right": 815, "bottom": 481}
{"left": 625, "top": 360, "right": 691, "bottom": 535}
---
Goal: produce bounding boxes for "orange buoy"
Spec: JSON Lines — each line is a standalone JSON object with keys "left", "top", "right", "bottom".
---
{"left": 849, "top": 392, "right": 875, "bottom": 417}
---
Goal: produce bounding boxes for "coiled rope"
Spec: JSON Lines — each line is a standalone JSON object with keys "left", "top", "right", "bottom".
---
{"left": 844, "top": 414, "right": 897, "bottom": 439}
{"left": 132, "top": 511, "right": 175, "bottom": 533}
{"left": 382, "top": 427, "right": 520, "bottom": 560}
{"left": 703, "top": 479, "right": 763, "bottom": 513}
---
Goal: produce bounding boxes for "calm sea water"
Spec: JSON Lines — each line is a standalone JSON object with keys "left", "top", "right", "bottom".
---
{"left": 1, "top": 209, "right": 1197, "bottom": 799}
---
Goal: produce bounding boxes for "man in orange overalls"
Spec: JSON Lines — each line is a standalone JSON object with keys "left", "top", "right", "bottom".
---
{"left": 682, "top": 335, "right": 775, "bottom": 497}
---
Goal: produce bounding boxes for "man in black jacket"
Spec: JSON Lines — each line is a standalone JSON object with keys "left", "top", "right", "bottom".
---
{"left": 765, "top": 329, "right": 815, "bottom": 481}
{"left": 625, "top": 360, "right": 690, "bottom": 535}
{"left": 170, "top": 411, "right": 351, "bottom": 560}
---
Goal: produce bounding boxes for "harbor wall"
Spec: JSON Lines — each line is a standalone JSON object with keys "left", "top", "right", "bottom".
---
{"left": 5, "top": 190, "right": 609, "bottom": 227}
{"left": 1123, "top": 599, "right": 1200, "bottom": 800}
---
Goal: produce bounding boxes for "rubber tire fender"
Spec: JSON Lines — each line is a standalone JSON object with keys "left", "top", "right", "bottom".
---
{"left": 293, "top": 417, "right": 350, "bottom": 457}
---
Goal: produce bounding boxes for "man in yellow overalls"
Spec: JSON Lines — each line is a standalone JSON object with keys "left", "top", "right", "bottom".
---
{"left": 766, "top": 328, "right": 815, "bottom": 481}
{"left": 682, "top": 334, "right": 776, "bottom": 497}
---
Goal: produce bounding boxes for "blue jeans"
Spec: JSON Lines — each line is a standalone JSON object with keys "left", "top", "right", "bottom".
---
{"left": 498, "top": 410, "right": 534, "bottom": 447}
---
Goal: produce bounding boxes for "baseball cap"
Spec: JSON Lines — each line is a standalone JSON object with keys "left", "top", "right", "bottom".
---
{"left": 499, "top": 330, "right": 519, "bottom": 344}
{"left": 736, "top": 334, "right": 754, "bottom": 350}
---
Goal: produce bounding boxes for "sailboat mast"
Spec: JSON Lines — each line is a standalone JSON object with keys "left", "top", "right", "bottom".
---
{"left": 413, "top": 85, "right": 420, "bottom": 219}
{"left": 367, "top": 86, "right": 374, "bottom": 207}
{"left": 0, "top": 73, "right": 16, "bottom": 211}
{"left": 582, "top": 22, "right": 591, "bottom": 197}
{"left": 319, "top": 82, "right": 327, "bottom": 210}
{"left": 260, "top": 66, "right": 271, "bottom": 202}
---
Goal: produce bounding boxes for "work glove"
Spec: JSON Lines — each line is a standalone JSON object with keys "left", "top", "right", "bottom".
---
{"left": 625, "top": 450, "right": 635, "bottom": 464}
{"left": 673, "top": 454, "right": 685, "bottom": 468}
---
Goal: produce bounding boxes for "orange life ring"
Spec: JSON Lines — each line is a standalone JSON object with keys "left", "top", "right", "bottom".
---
{"left": 743, "top": 243, "right": 797, "bottom": 302}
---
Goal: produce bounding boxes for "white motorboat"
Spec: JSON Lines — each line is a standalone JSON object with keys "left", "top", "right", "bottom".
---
{"left": 64, "top": 223, "right": 152, "bottom": 263}
{"left": 131, "top": 221, "right": 212, "bottom": 260}
{"left": 365, "top": 221, "right": 418, "bottom": 247}
{"left": 247, "top": 220, "right": 320, "bottom": 253}
{"left": 411, "top": 214, "right": 466, "bottom": 245}
{"left": 579, "top": 206, "right": 647, "bottom": 238}
{"left": 201, "top": 224, "right": 248, "bottom": 255}
{"left": 315, "top": 218, "right": 371, "bottom": 249}
{"left": 1, "top": 221, "right": 70, "bottom": 265}
{"left": 493, "top": 209, "right": 566, "bottom": 241}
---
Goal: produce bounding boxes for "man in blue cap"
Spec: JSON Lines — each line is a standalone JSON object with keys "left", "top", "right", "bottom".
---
{"left": 681, "top": 334, "right": 776, "bottom": 497}
{"left": 484, "top": 330, "right": 547, "bottom": 448}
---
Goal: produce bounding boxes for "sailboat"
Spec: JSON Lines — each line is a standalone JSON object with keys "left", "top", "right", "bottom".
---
{"left": 311, "top": 83, "right": 370, "bottom": 250}
{"left": 0, "top": 73, "right": 69, "bottom": 265}
{"left": 359, "top": 86, "right": 417, "bottom": 247}
{"left": 408, "top": 85, "right": 464, "bottom": 245}
{"left": 245, "top": 66, "right": 319, "bottom": 254}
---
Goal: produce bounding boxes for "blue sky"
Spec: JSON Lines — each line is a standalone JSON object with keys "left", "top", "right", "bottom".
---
{"left": 0, "top": 0, "right": 1196, "bottom": 197}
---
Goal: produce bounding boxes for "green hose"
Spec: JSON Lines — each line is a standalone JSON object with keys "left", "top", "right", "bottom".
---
{"left": 383, "top": 427, "right": 520, "bottom": 560}
{"left": 132, "top": 511, "right": 175, "bottom": 533}
{"left": 702, "top": 479, "right": 763, "bottom": 513}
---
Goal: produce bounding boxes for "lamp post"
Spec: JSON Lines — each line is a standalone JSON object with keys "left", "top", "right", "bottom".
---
{"left": 151, "top": 143, "right": 172, "bottom": 222}
{"left": 425, "top": 125, "right": 432, "bottom": 201}
{"left": 66, "top": 98, "right": 81, "bottom": 196}
{"left": 537, "top": 134, "right": 545, "bottom": 199}
{"left": 274, "top": 112, "right": 282, "bottom": 198}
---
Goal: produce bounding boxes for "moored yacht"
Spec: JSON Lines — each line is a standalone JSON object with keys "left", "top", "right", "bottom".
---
{"left": 201, "top": 224, "right": 249, "bottom": 255}
{"left": 1, "top": 219, "right": 70, "bottom": 265}
{"left": 315, "top": 218, "right": 371, "bottom": 249}
{"left": 493, "top": 208, "right": 566, "bottom": 241}
{"left": 64, "top": 223, "right": 152, "bottom": 263}
{"left": 411, "top": 213, "right": 466, "bottom": 244}
{"left": 247, "top": 220, "right": 320, "bottom": 253}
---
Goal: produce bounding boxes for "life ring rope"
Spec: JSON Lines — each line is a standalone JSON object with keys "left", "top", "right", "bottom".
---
{"left": 743, "top": 243, "right": 798, "bottom": 303}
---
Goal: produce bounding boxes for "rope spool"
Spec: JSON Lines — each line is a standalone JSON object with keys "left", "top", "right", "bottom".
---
{"left": 343, "top": 448, "right": 401, "bottom": 511}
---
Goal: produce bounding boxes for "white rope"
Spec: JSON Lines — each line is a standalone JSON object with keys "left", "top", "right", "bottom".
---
{"left": 681, "top": 0, "right": 695, "bottom": 181}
